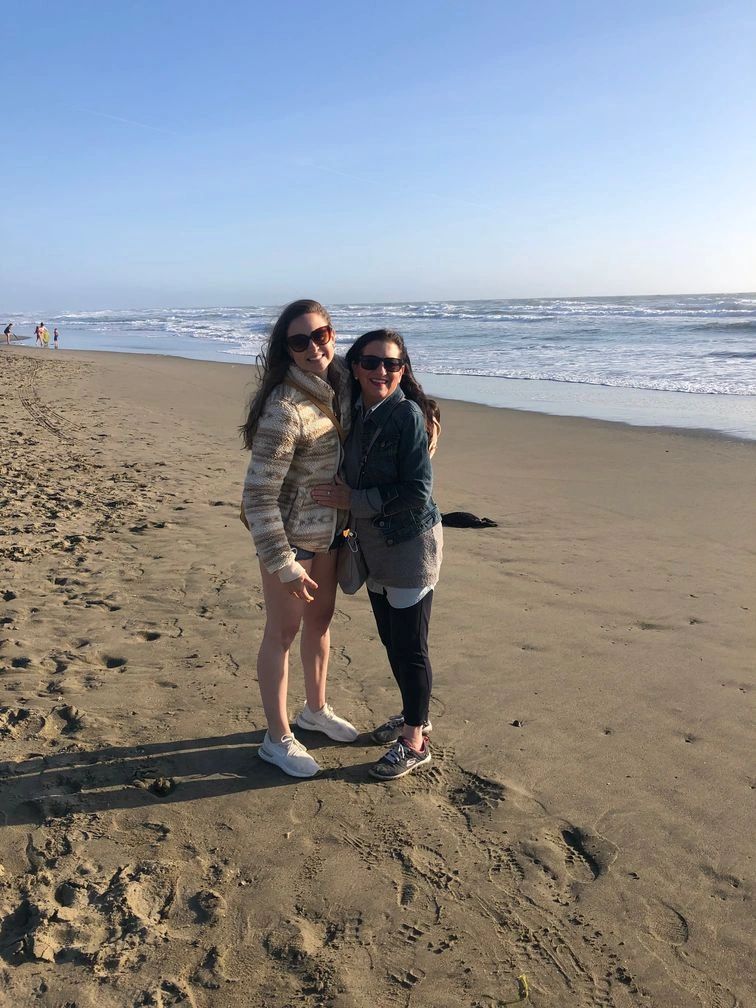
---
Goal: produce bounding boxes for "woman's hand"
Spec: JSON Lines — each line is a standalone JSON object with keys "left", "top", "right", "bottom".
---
{"left": 311, "top": 475, "right": 352, "bottom": 510}
{"left": 287, "top": 571, "right": 319, "bottom": 603}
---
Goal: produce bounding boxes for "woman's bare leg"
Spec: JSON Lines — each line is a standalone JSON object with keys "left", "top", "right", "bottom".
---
{"left": 300, "top": 549, "right": 338, "bottom": 711}
{"left": 256, "top": 558, "right": 313, "bottom": 739}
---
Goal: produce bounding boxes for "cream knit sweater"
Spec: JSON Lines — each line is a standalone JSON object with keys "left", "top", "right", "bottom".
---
{"left": 242, "top": 362, "right": 350, "bottom": 582}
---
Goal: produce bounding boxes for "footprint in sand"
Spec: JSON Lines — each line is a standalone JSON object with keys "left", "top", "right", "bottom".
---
{"left": 5, "top": 844, "right": 178, "bottom": 970}
{"left": 719, "top": 678, "right": 752, "bottom": 693}
{"left": 485, "top": 841, "right": 526, "bottom": 884}
{"left": 261, "top": 917, "right": 338, "bottom": 999}
{"left": 288, "top": 795, "right": 323, "bottom": 827}
{"left": 515, "top": 826, "right": 618, "bottom": 905}
{"left": 135, "top": 630, "right": 162, "bottom": 642}
{"left": 0, "top": 707, "right": 48, "bottom": 741}
{"left": 558, "top": 826, "right": 618, "bottom": 881}
{"left": 700, "top": 864, "right": 745, "bottom": 901}
{"left": 189, "top": 888, "right": 227, "bottom": 924}
{"left": 329, "top": 645, "right": 352, "bottom": 668}
{"left": 323, "top": 912, "right": 368, "bottom": 950}
{"left": 192, "top": 945, "right": 235, "bottom": 989}
{"left": 448, "top": 768, "right": 546, "bottom": 823}
{"left": 427, "top": 930, "right": 459, "bottom": 955}
{"left": 142, "top": 822, "right": 171, "bottom": 843}
{"left": 428, "top": 692, "right": 446, "bottom": 718}
{"left": 400, "top": 844, "right": 460, "bottom": 895}
{"left": 449, "top": 769, "right": 506, "bottom": 812}
{"left": 399, "top": 881, "right": 418, "bottom": 906}
{"left": 82, "top": 598, "right": 122, "bottom": 613}
{"left": 390, "top": 966, "right": 426, "bottom": 990}
{"left": 643, "top": 899, "right": 690, "bottom": 945}
{"left": 400, "top": 922, "right": 425, "bottom": 944}
{"left": 99, "top": 654, "right": 127, "bottom": 670}
{"left": 55, "top": 704, "right": 87, "bottom": 733}
{"left": 136, "top": 980, "right": 196, "bottom": 1006}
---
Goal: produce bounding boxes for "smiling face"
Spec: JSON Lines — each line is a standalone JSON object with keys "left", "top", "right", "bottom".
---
{"left": 286, "top": 312, "right": 335, "bottom": 376}
{"left": 353, "top": 338, "right": 406, "bottom": 408}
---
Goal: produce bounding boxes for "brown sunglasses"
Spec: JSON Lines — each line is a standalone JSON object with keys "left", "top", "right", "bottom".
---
{"left": 286, "top": 324, "right": 333, "bottom": 353}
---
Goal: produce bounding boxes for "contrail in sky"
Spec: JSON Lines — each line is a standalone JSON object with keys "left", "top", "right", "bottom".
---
{"left": 73, "top": 106, "right": 181, "bottom": 136}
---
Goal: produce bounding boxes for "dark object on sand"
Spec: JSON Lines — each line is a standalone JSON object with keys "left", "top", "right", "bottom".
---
{"left": 441, "top": 511, "right": 498, "bottom": 529}
{"left": 151, "top": 776, "right": 176, "bottom": 796}
{"left": 57, "top": 704, "right": 85, "bottom": 731}
{"left": 511, "top": 719, "right": 523, "bottom": 728}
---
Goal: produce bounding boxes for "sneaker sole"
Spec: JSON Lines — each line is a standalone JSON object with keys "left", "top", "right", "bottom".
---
{"left": 258, "top": 747, "right": 320, "bottom": 778}
{"left": 368, "top": 753, "right": 432, "bottom": 781}
{"left": 294, "top": 714, "right": 358, "bottom": 743}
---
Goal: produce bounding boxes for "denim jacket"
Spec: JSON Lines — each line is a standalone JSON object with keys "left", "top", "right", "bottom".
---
{"left": 345, "top": 388, "right": 441, "bottom": 547}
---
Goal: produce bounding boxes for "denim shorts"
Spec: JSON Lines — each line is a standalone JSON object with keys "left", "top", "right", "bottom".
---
{"left": 290, "top": 531, "right": 342, "bottom": 561}
{"left": 256, "top": 537, "right": 339, "bottom": 564}
{"left": 290, "top": 544, "right": 316, "bottom": 562}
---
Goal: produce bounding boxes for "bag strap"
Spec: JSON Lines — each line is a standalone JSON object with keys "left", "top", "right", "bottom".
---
{"left": 284, "top": 378, "right": 345, "bottom": 444}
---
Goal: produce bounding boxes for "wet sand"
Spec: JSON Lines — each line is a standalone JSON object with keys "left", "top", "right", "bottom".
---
{"left": 1, "top": 346, "right": 754, "bottom": 1007}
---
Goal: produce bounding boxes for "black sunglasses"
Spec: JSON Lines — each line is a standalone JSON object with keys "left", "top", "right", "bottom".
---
{"left": 286, "top": 324, "right": 333, "bottom": 353}
{"left": 358, "top": 355, "right": 405, "bottom": 373}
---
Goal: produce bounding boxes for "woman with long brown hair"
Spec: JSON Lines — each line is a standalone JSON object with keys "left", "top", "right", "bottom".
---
{"left": 241, "top": 299, "right": 358, "bottom": 778}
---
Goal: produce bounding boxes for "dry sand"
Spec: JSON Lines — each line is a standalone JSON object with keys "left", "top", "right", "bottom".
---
{"left": 0, "top": 346, "right": 753, "bottom": 1008}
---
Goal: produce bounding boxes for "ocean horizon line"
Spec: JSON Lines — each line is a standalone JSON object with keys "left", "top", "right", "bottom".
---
{"left": 4, "top": 288, "right": 755, "bottom": 317}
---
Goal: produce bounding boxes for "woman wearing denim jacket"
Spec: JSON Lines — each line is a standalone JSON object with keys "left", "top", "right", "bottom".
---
{"left": 312, "top": 329, "right": 442, "bottom": 780}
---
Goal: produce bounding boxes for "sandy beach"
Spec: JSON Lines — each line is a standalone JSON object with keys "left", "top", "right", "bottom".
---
{"left": 1, "top": 346, "right": 753, "bottom": 1008}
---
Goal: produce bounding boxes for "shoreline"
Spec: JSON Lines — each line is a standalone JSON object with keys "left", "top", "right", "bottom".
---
{"left": 1, "top": 347, "right": 754, "bottom": 1006}
{"left": 5, "top": 343, "right": 755, "bottom": 443}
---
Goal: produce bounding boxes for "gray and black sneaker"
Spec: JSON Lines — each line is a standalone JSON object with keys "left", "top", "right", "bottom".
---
{"left": 371, "top": 714, "right": 432, "bottom": 745}
{"left": 368, "top": 737, "right": 431, "bottom": 781}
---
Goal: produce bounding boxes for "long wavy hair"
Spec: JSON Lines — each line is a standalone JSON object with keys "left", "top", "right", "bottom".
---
{"left": 240, "top": 299, "right": 335, "bottom": 450}
{"left": 344, "top": 329, "right": 441, "bottom": 454}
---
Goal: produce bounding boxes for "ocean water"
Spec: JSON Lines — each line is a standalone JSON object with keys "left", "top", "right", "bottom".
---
{"left": 8, "top": 294, "right": 756, "bottom": 439}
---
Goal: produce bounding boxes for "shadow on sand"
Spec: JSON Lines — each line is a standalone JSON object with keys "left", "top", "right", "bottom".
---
{"left": 0, "top": 729, "right": 383, "bottom": 826}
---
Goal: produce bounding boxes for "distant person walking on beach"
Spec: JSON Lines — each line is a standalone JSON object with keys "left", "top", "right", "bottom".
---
{"left": 240, "top": 299, "right": 358, "bottom": 778}
{"left": 38, "top": 323, "right": 50, "bottom": 348}
{"left": 53, "top": 327, "right": 59, "bottom": 349}
{"left": 3, "top": 322, "right": 12, "bottom": 345}
{"left": 35, "top": 324, "right": 42, "bottom": 346}
{"left": 312, "top": 329, "right": 443, "bottom": 780}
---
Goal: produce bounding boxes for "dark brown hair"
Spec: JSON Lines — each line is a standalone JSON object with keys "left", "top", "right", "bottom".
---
{"left": 344, "top": 329, "right": 440, "bottom": 448}
{"left": 239, "top": 299, "right": 333, "bottom": 450}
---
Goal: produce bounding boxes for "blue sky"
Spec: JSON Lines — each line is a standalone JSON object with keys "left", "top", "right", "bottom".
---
{"left": 3, "top": 0, "right": 755, "bottom": 310}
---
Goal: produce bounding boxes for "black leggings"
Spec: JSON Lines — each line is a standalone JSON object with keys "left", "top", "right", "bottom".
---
{"left": 367, "top": 588, "right": 433, "bottom": 727}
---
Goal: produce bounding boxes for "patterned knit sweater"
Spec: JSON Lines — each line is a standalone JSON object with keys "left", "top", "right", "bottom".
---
{"left": 242, "top": 362, "right": 351, "bottom": 582}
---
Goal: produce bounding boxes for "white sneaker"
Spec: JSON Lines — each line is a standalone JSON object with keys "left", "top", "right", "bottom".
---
{"left": 295, "top": 702, "right": 359, "bottom": 743}
{"left": 258, "top": 732, "right": 321, "bottom": 778}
